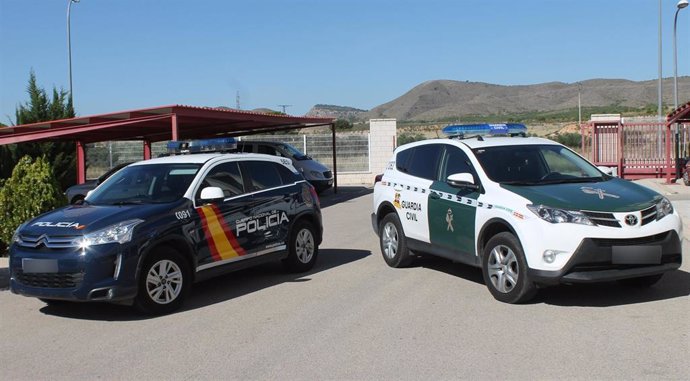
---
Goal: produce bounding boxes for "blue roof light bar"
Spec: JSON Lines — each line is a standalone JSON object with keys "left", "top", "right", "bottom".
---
{"left": 442, "top": 123, "right": 527, "bottom": 139}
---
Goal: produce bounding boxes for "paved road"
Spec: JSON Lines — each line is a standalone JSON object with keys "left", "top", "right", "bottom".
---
{"left": 0, "top": 188, "right": 688, "bottom": 380}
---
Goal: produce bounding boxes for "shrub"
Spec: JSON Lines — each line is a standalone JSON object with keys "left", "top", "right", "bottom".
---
{"left": 397, "top": 133, "right": 427, "bottom": 146}
{"left": 0, "top": 156, "right": 66, "bottom": 250}
{"left": 551, "top": 132, "right": 582, "bottom": 149}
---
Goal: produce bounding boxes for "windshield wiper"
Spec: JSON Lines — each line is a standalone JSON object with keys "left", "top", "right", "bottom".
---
{"left": 111, "top": 200, "right": 145, "bottom": 206}
{"left": 539, "top": 177, "right": 604, "bottom": 184}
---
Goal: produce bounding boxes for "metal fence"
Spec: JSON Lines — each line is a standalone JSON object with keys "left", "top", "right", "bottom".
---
{"left": 85, "top": 133, "right": 370, "bottom": 178}
{"left": 581, "top": 122, "right": 689, "bottom": 180}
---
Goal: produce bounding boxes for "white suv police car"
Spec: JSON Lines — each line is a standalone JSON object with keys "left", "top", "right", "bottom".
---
{"left": 372, "top": 124, "right": 683, "bottom": 303}
{"left": 10, "top": 138, "right": 322, "bottom": 314}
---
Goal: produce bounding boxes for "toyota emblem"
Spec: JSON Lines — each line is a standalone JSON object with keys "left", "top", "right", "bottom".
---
{"left": 624, "top": 214, "right": 638, "bottom": 226}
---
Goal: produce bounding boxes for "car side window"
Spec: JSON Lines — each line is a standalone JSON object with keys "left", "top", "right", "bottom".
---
{"left": 275, "top": 163, "right": 302, "bottom": 184}
{"left": 406, "top": 144, "right": 442, "bottom": 180}
{"left": 440, "top": 145, "right": 477, "bottom": 181}
{"left": 197, "top": 162, "right": 245, "bottom": 199}
{"left": 396, "top": 148, "right": 413, "bottom": 173}
{"left": 243, "top": 161, "right": 283, "bottom": 191}
{"left": 258, "top": 145, "right": 277, "bottom": 156}
{"left": 240, "top": 144, "right": 254, "bottom": 153}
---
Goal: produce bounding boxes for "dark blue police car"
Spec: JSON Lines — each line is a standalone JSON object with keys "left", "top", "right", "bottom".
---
{"left": 9, "top": 138, "right": 322, "bottom": 314}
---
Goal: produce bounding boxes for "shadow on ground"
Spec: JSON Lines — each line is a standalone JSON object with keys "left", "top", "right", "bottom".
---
{"left": 412, "top": 255, "right": 690, "bottom": 307}
{"left": 319, "top": 186, "right": 372, "bottom": 208}
{"left": 534, "top": 269, "right": 690, "bottom": 307}
{"left": 36, "top": 248, "right": 370, "bottom": 321}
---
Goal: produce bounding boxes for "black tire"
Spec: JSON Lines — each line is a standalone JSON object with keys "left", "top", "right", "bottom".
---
{"left": 282, "top": 220, "right": 319, "bottom": 273}
{"left": 683, "top": 170, "right": 689, "bottom": 186}
{"left": 617, "top": 273, "right": 664, "bottom": 287}
{"left": 134, "top": 247, "right": 191, "bottom": 315}
{"left": 378, "top": 213, "right": 413, "bottom": 268}
{"left": 482, "top": 232, "right": 536, "bottom": 304}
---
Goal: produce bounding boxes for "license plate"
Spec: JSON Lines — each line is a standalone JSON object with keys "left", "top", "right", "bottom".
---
{"left": 22, "top": 259, "right": 58, "bottom": 273}
{"left": 612, "top": 246, "right": 662, "bottom": 264}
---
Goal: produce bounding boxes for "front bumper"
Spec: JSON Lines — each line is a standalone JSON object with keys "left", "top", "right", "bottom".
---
{"left": 9, "top": 243, "right": 139, "bottom": 302}
{"left": 309, "top": 178, "right": 334, "bottom": 192}
{"left": 529, "top": 230, "right": 682, "bottom": 284}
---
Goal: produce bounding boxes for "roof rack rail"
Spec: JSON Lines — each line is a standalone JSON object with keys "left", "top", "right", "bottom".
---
{"left": 166, "top": 137, "right": 238, "bottom": 155}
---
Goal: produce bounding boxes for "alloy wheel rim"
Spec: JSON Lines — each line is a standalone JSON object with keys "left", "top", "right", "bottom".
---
{"left": 146, "top": 259, "right": 183, "bottom": 305}
{"left": 487, "top": 245, "right": 519, "bottom": 294}
{"left": 382, "top": 222, "right": 398, "bottom": 259}
{"left": 296, "top": 228, "right": 315, "bottom": 264}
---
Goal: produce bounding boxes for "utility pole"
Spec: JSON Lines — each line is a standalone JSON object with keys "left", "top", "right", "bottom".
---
{"left": 236, "top": 91, "right": 241, "bottom": 110}
{"left": 278, "top": 105, "right": 292, "bottom": 114}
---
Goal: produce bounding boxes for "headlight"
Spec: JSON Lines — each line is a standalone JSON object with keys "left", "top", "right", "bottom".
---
{"left": 309, "top": 170, "right": 323, "bottom": 179}
{"left": 656, "top": 197, "right": 674, "bottom": 220}
{"left": 527, "top": 205, "right": 594, "bottom": 226}
{"left": 74, "top": 219, "right": 143, "bottom": 248}
{"left": 11, "top": 223, "right": 27, "bottom": 244}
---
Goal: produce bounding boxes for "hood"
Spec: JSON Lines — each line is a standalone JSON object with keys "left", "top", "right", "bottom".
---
{"left": 19, "top": 201, "right": 186, "bottom": 236}
{"left": 501, "top": 178, "right": 661, "bottom": 212}
{"left": 295, "top": 159, "right": 330, "bottom": 172}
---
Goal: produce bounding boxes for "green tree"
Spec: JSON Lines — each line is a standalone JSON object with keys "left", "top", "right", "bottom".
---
{"left": 334, "top": 119, "right": 353, "bottom": 130}
{"left": 0, "top": 71, "right": 76, "bottom": 189}
{"left": 397, "top": 132, "right": 427, "bottom": 146}
{"left": 0, "top": 156, "right": 66, "bottom": 251}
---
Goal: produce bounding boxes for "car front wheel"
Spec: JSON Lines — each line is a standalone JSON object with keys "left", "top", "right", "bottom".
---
{"left": 482, "top": 232, "right": 536, "bottom": 304}
{"left": 134, "top": 248, "right": 190, "bottom": 315}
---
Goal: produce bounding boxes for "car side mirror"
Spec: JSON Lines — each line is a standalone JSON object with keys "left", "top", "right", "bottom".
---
{"left": 447, "top": 173, "right": 479, "bottom": 190}
{"left": 200, "top": 186, "right": 225, "bottom": 201}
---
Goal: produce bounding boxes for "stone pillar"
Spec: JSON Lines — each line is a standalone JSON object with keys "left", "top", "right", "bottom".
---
{"left": 369, "top": 118, "right": 397, "bottom": 176}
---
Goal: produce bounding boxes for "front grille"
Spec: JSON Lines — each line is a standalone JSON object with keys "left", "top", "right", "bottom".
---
{"left": 582, "top": 211, "right": 621, "bottom": 228}
{"left": 16, "top": 234, "right": 80, "bottom": 249}
{"left": 15, "top": 270, "right": 84, "bottom": 289}
{"left": 323, "top": 171, "right": 332, "bottom": 179}
{"left": 640, "top": 205, "right": 657, "bottom": 226}
{"left": 591, "top": 232, "right": 669, "bottom": 247}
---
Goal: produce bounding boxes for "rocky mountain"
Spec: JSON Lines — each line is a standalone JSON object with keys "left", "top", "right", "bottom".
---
{"left": 360, "top": 77, "right": 690, "bottom": 122}
{"left": 306, "top": 104, "right": 368, "bottom": 121}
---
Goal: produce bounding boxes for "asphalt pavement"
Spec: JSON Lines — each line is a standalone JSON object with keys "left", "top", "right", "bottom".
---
{"left": 0, "top": 184, "right": 688, "bottom": 380}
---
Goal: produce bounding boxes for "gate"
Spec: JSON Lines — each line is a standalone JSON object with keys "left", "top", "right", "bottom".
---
{"left": 580, "top": 121, "right": 688, "bottom": 180}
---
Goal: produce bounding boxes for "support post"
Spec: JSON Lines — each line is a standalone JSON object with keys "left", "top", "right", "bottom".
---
{"left": 666, "top": 122, "right": 674, "bottom": 183}
{"left": 331, "top": 122, "right": 338, "bottom": 194}
{"left": 171, "top": 113, "right": 179, "bottom": 140}
{"left": 617, "top": 122, "right": 624, "bottom": 178}
{"left": 143, "top": 140, "right": 151, "bottom": 160}
{"left": 76, "top": 140, "right": 86, "bottom": 184}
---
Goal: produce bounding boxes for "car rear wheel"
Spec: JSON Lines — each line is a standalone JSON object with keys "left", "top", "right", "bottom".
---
{"left": 134, "top": 248, "right": 190, "bottom": 315}
{"left": 378, "top": 213, "right": 413, "bottom": 268}
{"left": 482, "top": 232, "right": 536, "bottom": 304}
{"left": 282, "top": 220, "right": 319, "bottom": 272}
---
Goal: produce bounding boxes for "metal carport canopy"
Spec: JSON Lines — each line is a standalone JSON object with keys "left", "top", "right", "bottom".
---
{"left": 0, "top": 104, "right": 338, "bottom": 190}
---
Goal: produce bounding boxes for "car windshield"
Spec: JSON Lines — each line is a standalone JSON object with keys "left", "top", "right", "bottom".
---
{"left": 86, "top": 163, "right": 201, "bottom": 205}
{"left": 279, "top": 143, "right": 309, "bottom": 160}
{"left": 472, "top": 144, "right": 606, "bottom": 185}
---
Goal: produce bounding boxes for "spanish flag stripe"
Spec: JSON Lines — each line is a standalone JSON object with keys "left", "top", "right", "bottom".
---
{"left": 211, "top": 204, "right": 247, "bottom": 256}
{"left": 196, "top": 207, "right": 222, "bottom": 262}
{"left": 197, "top": 206, "right": 240, "bottom": 260}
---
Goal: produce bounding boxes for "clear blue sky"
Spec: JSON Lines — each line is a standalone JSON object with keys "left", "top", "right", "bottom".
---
{"left": 1, "top": 0, "right": 688, "bottom": 124}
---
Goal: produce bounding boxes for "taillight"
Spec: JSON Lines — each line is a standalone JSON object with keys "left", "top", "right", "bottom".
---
{"left": 308, "top": 185, "right": 320, "bottom": 207}
{"left": 374, "top": 174, "right": 383, "bottom": 183}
